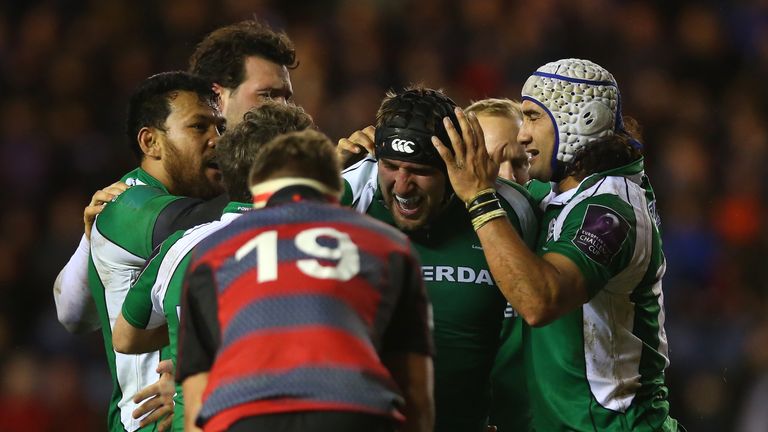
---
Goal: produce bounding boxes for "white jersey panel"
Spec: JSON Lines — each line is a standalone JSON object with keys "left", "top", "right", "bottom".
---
{"left": 91, "top": 224, "right": 159, "bottom": 432}
{"left": 149, "top": 214, "right": 241, "bottom": 320}
{"left": 342, "top": 156, "right": 378, "bottom": 213}
{"left": 551, "top": 175, "right": 664, "bottom": 413}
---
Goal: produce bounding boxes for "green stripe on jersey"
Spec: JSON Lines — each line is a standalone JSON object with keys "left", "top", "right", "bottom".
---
{"left": 122, "top": 203, "right": 249, "bottom": 431}
{"left": 89, "top": 168, "right": 175, "bottom": 432}
{"left": 526, "top": 159, "right": 677, "bottom": 431}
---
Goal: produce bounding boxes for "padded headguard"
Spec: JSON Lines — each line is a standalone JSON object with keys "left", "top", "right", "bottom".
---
{"left": 522, "top": 59, "right": 635, "bottom": 179}
{"left": 374, "top": 88, "right": 461, "bottom": 168}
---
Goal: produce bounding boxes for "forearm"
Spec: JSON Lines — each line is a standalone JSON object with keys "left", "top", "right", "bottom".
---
{"left": 53, "top": 235, "right": 99, "bottom": 333}
{"left": 113, "top": 313, "right": 169, "bottom": 354}
{"left": 384, "top": 354, "right": 434, "bottom": 432}
{"left": 399, "top": 379, "right": 434, "bottom": 432}
{"left": 476, "top": 217, "right": 569, "bottom": 326}
{"left": 182, "top": 372, "right": 209, "bottom": 432}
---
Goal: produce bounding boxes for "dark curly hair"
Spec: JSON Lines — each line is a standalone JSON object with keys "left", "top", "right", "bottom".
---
{"left": 215, "top": 101, "right": 313, "bottom": 202}
{"left": 249, "top": 129, "right": 342, "bottom": 195}
{"left": 125, "top": 71, "right": 216, "bottom": 159}
{"left": 374, "top": 85, "right": 462, "bottom": 168}
{"left": 188, "top": 20, "right": 296, "bottom": 90}
{"left": 564, "top": 131, "right": 643, "bottom": 180}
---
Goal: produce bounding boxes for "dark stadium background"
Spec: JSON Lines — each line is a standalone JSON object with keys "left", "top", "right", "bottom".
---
{"left": 0, "top": 0, "right": 765, "bottom": 430}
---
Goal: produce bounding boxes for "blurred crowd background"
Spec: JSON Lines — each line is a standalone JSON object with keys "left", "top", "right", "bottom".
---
{"left": 0, "top": 0, "right": 766, "bottom": 430}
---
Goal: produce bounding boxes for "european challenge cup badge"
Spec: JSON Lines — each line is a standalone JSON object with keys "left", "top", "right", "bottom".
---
{"left": 572, "top": 204, "right": 630, "bottom": 266}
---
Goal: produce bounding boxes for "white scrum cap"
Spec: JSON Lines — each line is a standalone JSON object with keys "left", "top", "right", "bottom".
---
{"left": 521, "top": 58, "right": 620, "bottom": 165}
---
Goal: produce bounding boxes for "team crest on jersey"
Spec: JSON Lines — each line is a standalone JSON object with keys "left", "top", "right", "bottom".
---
{"left": 572, "top": 204, "right": 630, "bottom": 266}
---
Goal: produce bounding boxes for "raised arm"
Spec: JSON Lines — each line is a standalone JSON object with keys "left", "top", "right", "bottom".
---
{"left": 432, "top": 108, "right": 588, "bottom": 326}
{"left": 337, "top": 125, "right": 376, "bottom": 168}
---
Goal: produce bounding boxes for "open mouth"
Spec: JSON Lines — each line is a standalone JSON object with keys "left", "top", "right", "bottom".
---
{"left": 394, "top": 194, "right": 423, "bottom": 217}
{"left": 205, "top": 160, "right": 220, "bottom": 171}
{"left": 526, "top": 149, "right": 539, "bottom": 162}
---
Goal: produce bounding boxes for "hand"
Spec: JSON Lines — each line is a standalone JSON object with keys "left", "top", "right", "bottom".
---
{"left": 487, "top": 426, "right": 498, "bottom": 432}
{"left": 337, "top": 126, "right": 376, "bottom": 168}
{"left": 431, "top": 108, "right": 500, "bottom": 203}
{"left": 133, "top": 360, "right": 175, "bottom": 431}
{"left": 84, "top": 181, "right": 129, "bottom": 239}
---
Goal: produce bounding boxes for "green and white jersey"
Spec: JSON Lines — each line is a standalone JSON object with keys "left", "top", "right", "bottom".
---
{"left": 525, "top": 179, "right": 553, "bottom": 209}
{"left": 342, "top": 157, "right": 538, "bottom": 432}
{"left": 526, "top": 158, "right": 678, "bottom": 431}
{"left": 89, "top": 168, "right": 216, "bottom": 432}
{"left": 121, "top": 202, "right": 249, "bottom": 432}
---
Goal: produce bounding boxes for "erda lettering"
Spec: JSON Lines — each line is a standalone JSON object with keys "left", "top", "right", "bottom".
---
{"left": 421, "top": 265, "right": 494, "bottom": 285}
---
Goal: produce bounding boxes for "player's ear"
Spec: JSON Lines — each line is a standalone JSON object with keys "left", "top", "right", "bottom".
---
{"left": 211, "top": 82, "right": 225, "bottom": 97}
{"left": 212, "top": 83, "right": 229, "bottom": 112}
{"left": 138, "top": 127, "right": 162, "bottom": 159}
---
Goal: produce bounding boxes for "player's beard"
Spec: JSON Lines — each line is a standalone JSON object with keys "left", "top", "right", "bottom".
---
{"left": 164, "top": 144, "right": 223, "bottom": 199}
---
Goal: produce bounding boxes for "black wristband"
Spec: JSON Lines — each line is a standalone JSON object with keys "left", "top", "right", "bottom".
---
{"left": 469, "top": 198, "right": 503, "bottom": 220}
{"left": 466, "top": 190, "right": 498, "bottom": 209}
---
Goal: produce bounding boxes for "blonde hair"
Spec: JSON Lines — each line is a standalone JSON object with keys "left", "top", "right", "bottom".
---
{"left": 464, "top": 98, "right": 522, "bottom": 121}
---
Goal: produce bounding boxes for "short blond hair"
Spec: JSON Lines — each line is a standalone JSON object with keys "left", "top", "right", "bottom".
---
{"left": 464, "top": 98, "right": 522, "bottom": 120}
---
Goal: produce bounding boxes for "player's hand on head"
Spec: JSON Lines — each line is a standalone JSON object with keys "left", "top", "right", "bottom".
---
{"left": 84, "top": 181, "right": 129, "bottom": 239}
{"left": 432, "top": 107, "right": 498, "bottom": 203}
{"left": 337, "top": 125, "right": 376, "bottom": 168}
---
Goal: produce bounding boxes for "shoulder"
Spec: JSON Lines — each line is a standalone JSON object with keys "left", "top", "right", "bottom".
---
{"left": 100, "top": 185, "right": 180, "bottom": 220}
{"left": 95, "top": 185, "right": 182, "bottom": 248}
{"left": 341, "top": 156, "right": 378, "bottom": 209}
{"left": 525, "top": 179, "right": 553, "bottom": 206}
{"left": 342, "top": 155, "right": 378, "bottom": 183}
{"left": 495, "top": 178, "right": 539, "bottom": 246}
{"left": 147, "top": 227, "right": 207, "bottom": 286}
{"left": 558, "top": 178, "right": 640, "bottom": 233}
{"left": 569, "top": 175, "right": 646, "bottom": 221}
{"left": 496, "top": 177, "right": 534, "bottom": 205}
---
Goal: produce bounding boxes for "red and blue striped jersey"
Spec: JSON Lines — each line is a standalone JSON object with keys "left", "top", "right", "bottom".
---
{"left": 178, "top": 195, "right": 431, "bottom": 431}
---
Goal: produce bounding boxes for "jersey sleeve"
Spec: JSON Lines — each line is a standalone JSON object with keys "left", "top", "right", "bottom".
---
{"left": 53, "top": 234, "right": 100, "bottom": 333}
{"left": 176, "top": 260, "right": 220, "bottom": 383}
{"left": 341, "top": 156, "right": 378, "bottom": 212}
{"left": 122, "top": 231, "right": 185, "bottom": 329}
{"left": 95, "top": 187, "right": 226, "bottom": 259}
{"left": 525, "top": 179, "right": 553, "bottom": 207}
{"left": 381, "top": 244, "right": 434, "bottom": 356}
{"left": 151, "top": 193, "right": 228, "bottom": 248}
{"left": 496, "top": 179, "right": 540, "bottom": 249}
{"left": 94, "top": 186, "right": 183, "bottom": 259}
{"left": 544, "top": 194, "right": 637, "bottom": 298}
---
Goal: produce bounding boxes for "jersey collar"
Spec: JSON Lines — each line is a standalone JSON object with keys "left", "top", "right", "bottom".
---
{"left": 576, "top": 157, "right": 645, "bottom": 193}
{"left": 544, "top": 157, "right": 645, "bottom": 209}
{"left": 124, "top": 167, "right": 169, "bottom": 192}
{"left": 223, "top": 201, "right": 252, "bottom": 214}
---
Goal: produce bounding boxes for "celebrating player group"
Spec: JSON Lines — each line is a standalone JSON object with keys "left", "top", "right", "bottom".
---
{"left": 53, "top": 18, "right": 682, "bottom": 432}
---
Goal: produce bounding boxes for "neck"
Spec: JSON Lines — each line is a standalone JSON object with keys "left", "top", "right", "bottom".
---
{"left": 139, "top": 158, "right": 172, "bottom": 190}
{"left": 556, "top": 175, "right": 581, "bottom": 193}
{"left": 250, "top": 177, "right": 339, "bottom": 209}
